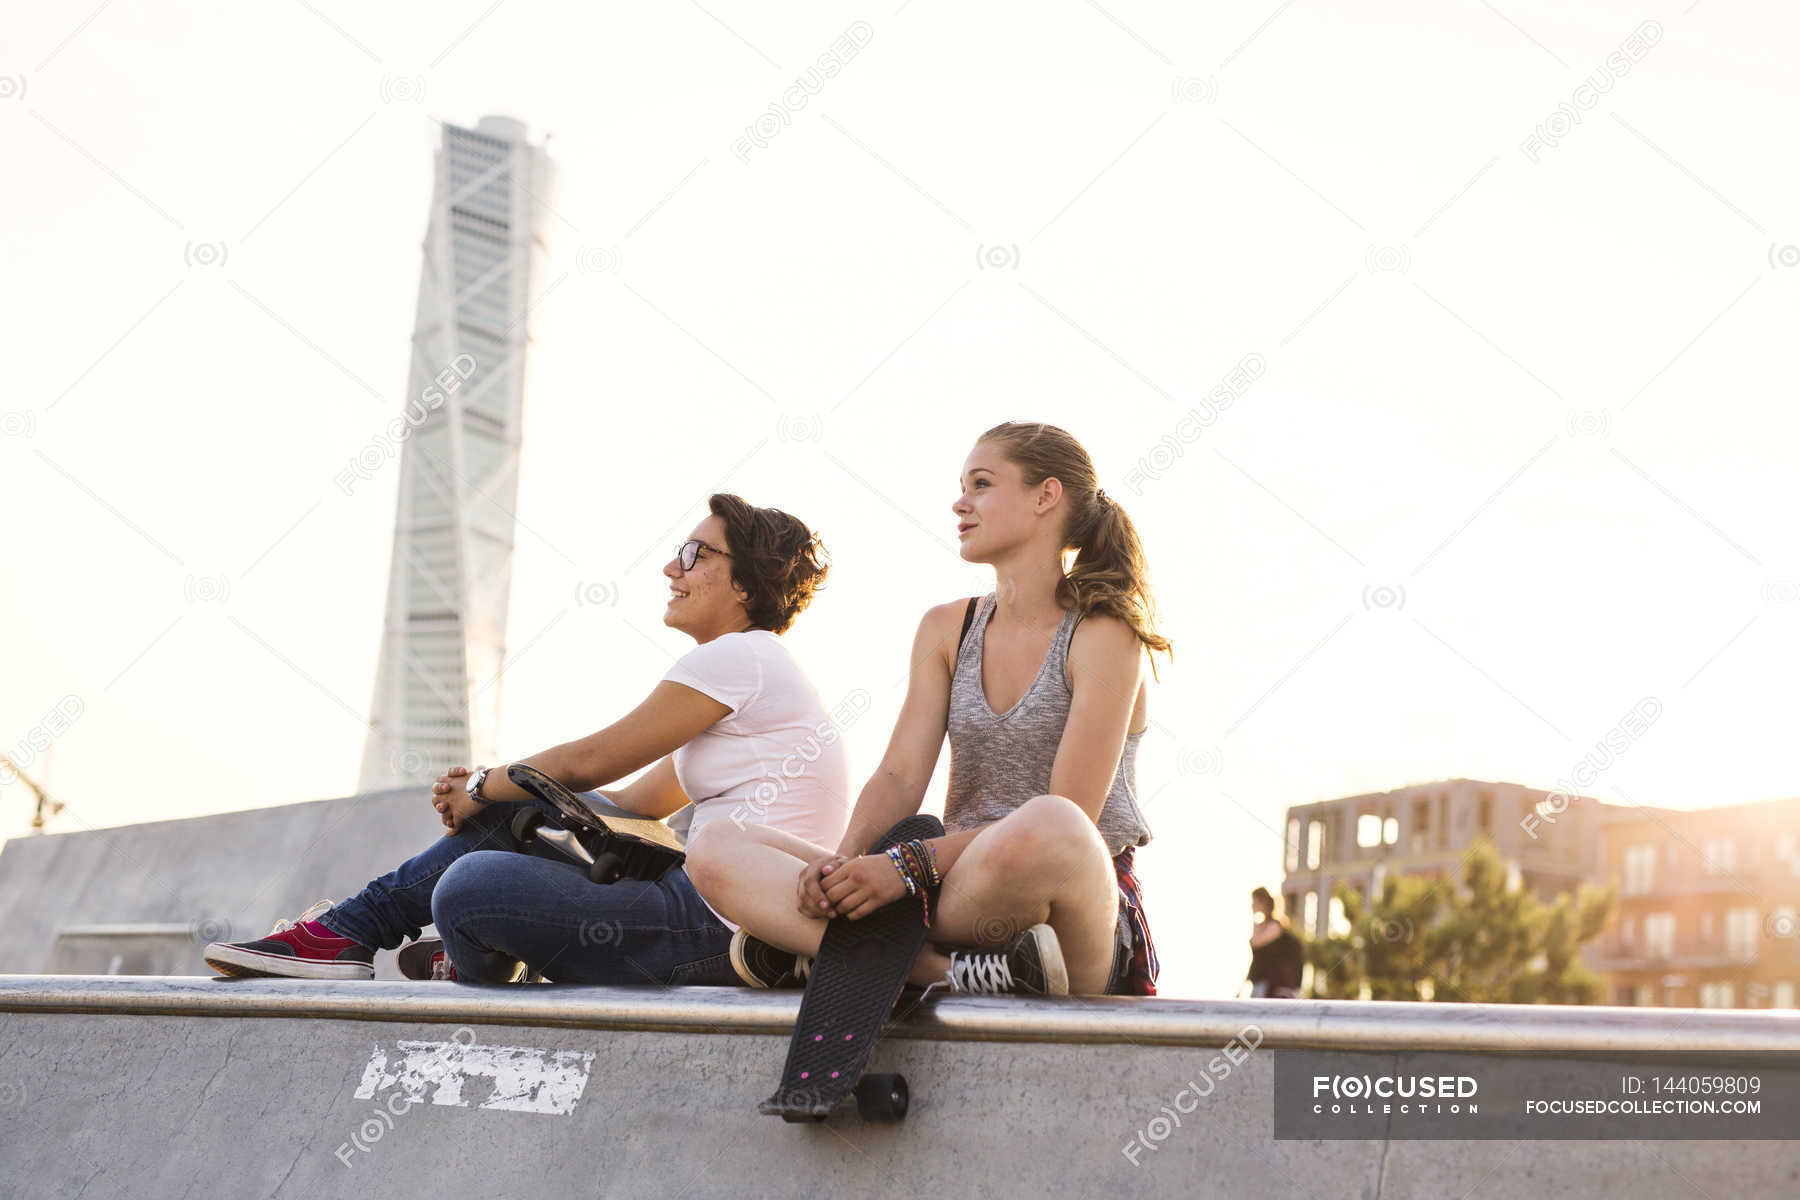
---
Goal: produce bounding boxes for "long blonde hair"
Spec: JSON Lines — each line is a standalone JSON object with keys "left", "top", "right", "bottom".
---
{"left": 977, "top": 421, "right": 1172, "bottom": 674}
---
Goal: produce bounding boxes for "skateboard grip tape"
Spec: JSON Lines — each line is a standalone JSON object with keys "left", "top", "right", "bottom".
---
{"left": 764, "top": 813, "right": 944, "bottom": 1114}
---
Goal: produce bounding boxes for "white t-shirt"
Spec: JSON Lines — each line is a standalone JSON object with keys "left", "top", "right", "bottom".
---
{"left": 662, "top": 629, "right": 854, "bottom": 927}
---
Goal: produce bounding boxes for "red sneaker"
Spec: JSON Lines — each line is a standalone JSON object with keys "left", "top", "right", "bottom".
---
{"left": 204, "top": 900, "right": 375, "bottom": 980}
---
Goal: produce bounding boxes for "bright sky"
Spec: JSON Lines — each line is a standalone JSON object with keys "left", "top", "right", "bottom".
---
{"left": 2, "top": 2, "right": 1796, "bottom": 998}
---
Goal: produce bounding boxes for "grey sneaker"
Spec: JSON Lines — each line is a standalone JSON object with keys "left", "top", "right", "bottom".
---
{"left": 945, "top": 923, "right": 1068, "bottom": 996}
{"left": 397, "top": 937, "right": 539, "bottom": 983}
{"left": 397, "top": 937, "right": 447, "bottom": 980}
{"left": 729, "top": 928, "right": 812, "bottom": 988}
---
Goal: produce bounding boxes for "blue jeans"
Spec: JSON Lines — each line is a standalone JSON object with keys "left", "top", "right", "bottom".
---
{"left": 319, "top": 796, "right": 737, "bottom": 986}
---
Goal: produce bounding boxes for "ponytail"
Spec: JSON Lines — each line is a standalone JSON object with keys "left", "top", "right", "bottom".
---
{"left": 977, "top": 422, "right": 1173, "bottom": 676}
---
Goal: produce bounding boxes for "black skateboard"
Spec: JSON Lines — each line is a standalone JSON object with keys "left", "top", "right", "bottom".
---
{"left": 503, "top": 762, "right": 686, "bottom": 885}
{"left": 759, "top": 814, "right": 944, "bottom": 1123}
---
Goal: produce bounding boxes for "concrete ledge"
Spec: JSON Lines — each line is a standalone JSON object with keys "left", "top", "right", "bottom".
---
{"left": 2, "top": 974, "right": 1797, "bottom": 1055}
{"left": 4, "top": 976, "right": 1798, "bottom": 1198}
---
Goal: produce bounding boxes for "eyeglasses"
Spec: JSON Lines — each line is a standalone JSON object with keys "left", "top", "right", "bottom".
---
{"left": 675, "top": 539, "right": 732, "bottom": 571}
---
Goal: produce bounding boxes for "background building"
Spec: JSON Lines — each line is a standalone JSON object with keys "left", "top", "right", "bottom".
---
{"left": 358, "top": 116, "right": 558, "bottom": 793}
{"left": 1279, "top": 778, "right": 1605, "bottom": 941}
{"left": 1590, "top": 796, "right": 1800, "bottom": 1009}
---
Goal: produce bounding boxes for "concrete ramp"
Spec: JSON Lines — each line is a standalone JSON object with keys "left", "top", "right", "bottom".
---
{"left": 2, "top": 977, "right": 1796, "bottom": 1199}
{"left": 0, "top": 790, "right": 434, "bottom": 978}
{"left": 0, "top": 790, "right": 692, "bottom": 979}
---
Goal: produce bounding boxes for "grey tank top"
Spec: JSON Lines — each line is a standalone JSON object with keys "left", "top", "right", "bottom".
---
{"left": 943, "top": 593, "right": 1152, "bottom": 855}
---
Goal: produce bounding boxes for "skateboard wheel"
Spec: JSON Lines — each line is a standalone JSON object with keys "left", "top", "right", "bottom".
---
{"left": 589, "top": 850, "right": 625, "bottom": 885}
{"left": 854, "top": 1074, "right": 908, "bottom": 1123}
{"left": 510, "top": 809, "right": 545, "bottom": 845}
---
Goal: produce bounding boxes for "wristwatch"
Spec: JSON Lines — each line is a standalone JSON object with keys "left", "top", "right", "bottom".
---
{"left": 465, "top": 766, "right": 492, "bottom": 805}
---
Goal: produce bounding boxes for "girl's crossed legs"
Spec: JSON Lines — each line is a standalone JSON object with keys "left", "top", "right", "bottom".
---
{"left": 686, "top": 794, "right": 1120, "bottom": 995}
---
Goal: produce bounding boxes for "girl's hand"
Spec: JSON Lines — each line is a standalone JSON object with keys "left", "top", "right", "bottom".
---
{"left": 432, "top": 766, "right": 471, "bottom": 802}
{"left": 819, "top": 853, "right": 908, "bottom": 920}
{"left": 795, "top": 854, "right": 850, "bottom": 918}
{"left": 431, "top": 766, "right": 481, "bottom": 835}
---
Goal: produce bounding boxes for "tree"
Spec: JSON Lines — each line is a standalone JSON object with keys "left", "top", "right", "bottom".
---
{"left": 1303, "top": 839, "right": 1614, "bottom": 1003}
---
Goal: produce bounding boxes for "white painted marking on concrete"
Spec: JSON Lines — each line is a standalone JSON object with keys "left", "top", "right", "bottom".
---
{"left": 354, "top": 1037, "right": 594, "bottom": 1115}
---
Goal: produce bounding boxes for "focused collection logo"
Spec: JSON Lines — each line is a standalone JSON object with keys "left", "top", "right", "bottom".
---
{"left": 1311, "top": 1073, "right": 1479, "bottom": 1115}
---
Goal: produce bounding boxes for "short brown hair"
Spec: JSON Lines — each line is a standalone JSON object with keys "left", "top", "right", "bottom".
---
{"left": 708, "top": 493, "right": 828, "bottom": 634}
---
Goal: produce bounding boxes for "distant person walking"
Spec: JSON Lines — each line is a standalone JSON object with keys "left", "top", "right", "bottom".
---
{"left": 1246, "top": 886, "right": 1303, "bottom": 998}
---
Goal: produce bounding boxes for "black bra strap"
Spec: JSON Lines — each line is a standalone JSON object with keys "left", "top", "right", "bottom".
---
{"left": 957, "top": 596, "right": 978, "bottom": 655}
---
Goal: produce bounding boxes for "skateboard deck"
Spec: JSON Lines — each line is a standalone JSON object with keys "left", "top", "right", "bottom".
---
{"left": 504, "top": 763, "right": 685, "bottom": 884}
{"left": 759, "top": 813, "right": 945, "bottom": 1123}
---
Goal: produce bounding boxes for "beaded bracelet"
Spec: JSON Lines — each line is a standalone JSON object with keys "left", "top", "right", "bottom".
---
{"left": 912, "top": 839, "right": 941, "bottom": 888}
{"left": 916, "top": 842, "right": 938, "bottom": 888}
{"left": 885, "top": 845, "right": 917, "bottom": 896}
{"left": 883, "top": 841, "right": 938, "bottom": 926}
{"left": 896, "top": 840, "right": 935, "bottom": 890}
{"left": 899, "top": 842, "right": 925, "bottom": 891}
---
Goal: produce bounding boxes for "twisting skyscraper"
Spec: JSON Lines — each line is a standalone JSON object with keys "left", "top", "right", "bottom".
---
{"left": 358, "top": 115, "right": 557, "bottom": 792}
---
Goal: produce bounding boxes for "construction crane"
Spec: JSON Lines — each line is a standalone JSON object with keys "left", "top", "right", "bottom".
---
{"left": 1, "top": 753, "right": 64, "bottom": 833}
